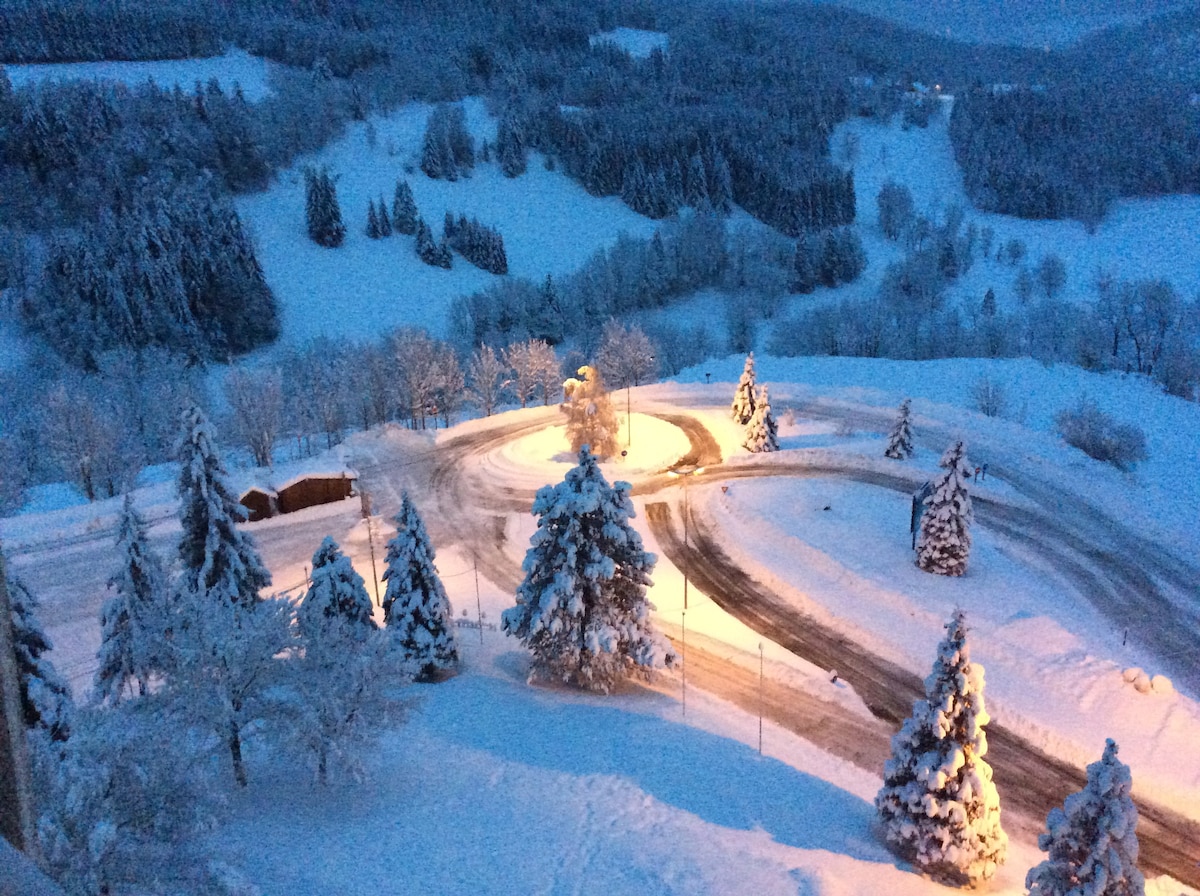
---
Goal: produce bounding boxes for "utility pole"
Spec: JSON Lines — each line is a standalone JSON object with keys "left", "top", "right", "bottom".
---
{"left": 758, "top": 642, "right": 764, "bottom": 755}
{"left": 0, "top": 548, "right": 36, "bottom": 854}
{"left": 473, "top": 556, "right": 483, "bottom": 645}
{"left": 360, "top": 489, "right": 381, "bottom": 607}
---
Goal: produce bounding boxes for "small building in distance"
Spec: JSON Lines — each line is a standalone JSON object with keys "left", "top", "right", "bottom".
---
{"left": 237, "top": 461, "right": 357, "bottom": 523}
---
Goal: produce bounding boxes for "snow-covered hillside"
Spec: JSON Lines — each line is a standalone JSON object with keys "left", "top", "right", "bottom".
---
{"left": 820, "top": 0, "right": 1188, "bottom": 47}
{"left": 5, "top": 43, "right": 1200, "bottom": 896}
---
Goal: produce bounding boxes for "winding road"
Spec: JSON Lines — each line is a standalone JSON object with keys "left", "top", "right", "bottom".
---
{"left": 10, "top": 398, "right": 1200, "bottom": 886}
{"left": 392, "top": 402, "right": 1200, "bottom": 887}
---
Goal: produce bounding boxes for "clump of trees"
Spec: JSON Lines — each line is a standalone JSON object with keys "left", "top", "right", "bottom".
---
{"left": 950, "top": 83, "right": 1200, "bottom": 226}
{"left": 415, "top": 217, "right": 452, "bottom": 268}
{"left": 23, "top": 178, "right": 277, "bottom": 370}
{"left": 420, "top": 104, "right": 475, "bottom": 181}
{"left": 791, "top": 227, "right": 867, "bottom": 293}
{"left": 445, "top": 213, "right": 508, "bottom": 274}
{"left": 304, "top": 166, "right": 347, "bottom": 248}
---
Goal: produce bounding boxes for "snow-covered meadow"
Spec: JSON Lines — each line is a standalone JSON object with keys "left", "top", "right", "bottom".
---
{"left": 4, "top": 39, "right": 1200, "bottom": 896}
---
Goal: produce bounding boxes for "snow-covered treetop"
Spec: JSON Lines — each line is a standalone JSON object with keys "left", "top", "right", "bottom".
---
{"left": 731, "top": 352, "right": 757, "bottom": 424}
{"left": 1027, "top": 738, "right": 1145, "bottom": 896}
{"left": 176, "top": 404, "right": 271, "bottom": 606}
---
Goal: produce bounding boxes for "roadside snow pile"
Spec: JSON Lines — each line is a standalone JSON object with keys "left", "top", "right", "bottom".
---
{"left": 1122, "top": 667, "right": 1174, "bottom": 696}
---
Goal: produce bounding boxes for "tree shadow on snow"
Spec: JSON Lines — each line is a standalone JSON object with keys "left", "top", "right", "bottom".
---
{"left": 423, "top": 665, "right": 891, "bottom": 865}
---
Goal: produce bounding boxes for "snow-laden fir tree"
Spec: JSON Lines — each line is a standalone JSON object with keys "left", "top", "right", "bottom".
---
{"left": 6, "top": 570, "right": 73, "bottom": 742}
{"left": 885, "top": 398, "right": 915, "bottom": 459}
{"left": 392, "top": 179, "right": 418, "bottom": 235}
{"left": 303, "top": 165, "right": 345, "bottom": 248}
{"left": 876, "top": 609, "right": 1007, "bottom": 885}
{"left": 502, "top": 447, "right": 675, "bottom": 692}
{"left": 292, "top": 538, "right": 392, "bottom": 783}
{"left": 298, "top": 536, "right": 376, "bottom": 639}
{"left": 917, "top": 440, "right": 973, "bottom": 576}
{"left": 1026, "top": 739, "right": 1145, "bottom": 896}
{"left": 176, "top": 405, "right": 271, "bottom": 607}
{"left": 94, "top": 494, "right": 168, "bottom": 703}
{"left": 743, "top": 384, "right": 779, "bottom": 453}
{"left": 172, "top": 405, "right": 281, "bottom": 787}
{"left": 366, "top": 199, "right": 381, "bottom": 239}
{"left": 731, "top": 352, "right": 758, "bottom": 424}
{"left": 377, "top": 194, "right": 392, "bottom": 236}
{"left": 381, "top": 492, "right": 458, "bottom": 680}
{"left": 561, "top": 364, "right": 620, "bottom": 459}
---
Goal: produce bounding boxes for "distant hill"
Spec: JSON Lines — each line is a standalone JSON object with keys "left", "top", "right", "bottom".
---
{"left": 817, "top": 0, "right": 1191, "bottom": 48}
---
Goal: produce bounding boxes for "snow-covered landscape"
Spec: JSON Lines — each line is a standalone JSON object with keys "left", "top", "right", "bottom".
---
{"left": 3, "top": 6, "right": 1200, "bottom": 895}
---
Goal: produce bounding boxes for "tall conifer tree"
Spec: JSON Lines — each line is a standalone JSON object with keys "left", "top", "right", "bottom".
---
{"left": 731, "top": 352, "right": 758, "bottom": 424}
{"left": 885, "top": 398, "right": 915, "bottom": 460}
{"left": 176, "top": 405, "right": 271, "bottom": 607}
{"left": 502, "top": 448, "right": 674, "bottom": 692}
{"left": 1026, "top": 739, "right": 1145, "bottom": 896}
{"left": 381, "top": 493, "right": 457, "bottom": 680}
{"left": 917, "top": 441, "right": 974, "bottom": 576}
{"left": 94, "top": 494, "right": 167, "bottom": 703}
{"left": 876, "top": 610, "right": 1007, "bottom": 885}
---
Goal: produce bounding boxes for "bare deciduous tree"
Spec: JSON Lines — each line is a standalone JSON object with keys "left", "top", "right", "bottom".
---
{"left": 224, "top": 364, "right": 284, "bottom": 468}
{"left": 466, "top": 344, "right": 509, "bottom": 416}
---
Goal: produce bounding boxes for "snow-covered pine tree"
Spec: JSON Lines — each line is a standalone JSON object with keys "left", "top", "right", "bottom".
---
{"left": 176, "top": 405, "right": 271, "bottom": 607}
{"left": 731, "top": 352, "right": 758, "bottom": 424}
{"left": 94, "top": 494, "right": 168, "bottom": 703}
{"left": 6, "top": 570, "right": 73, "bottom": 742}
{"left": 377, "top": 195, "right": 392, "bottom": 236}
{"left": 502, "top": 447, "right": 675, "bottom": 692}
{"left": 381, "top": 493, "right": 458, "bottom": 681}
{"left": 303, "top": 166, "right": 345, "bottom": 248}
{"left": 917, "top": 440, "right": 974, "bottom": 576}
{"left": 1026, "top": 739, "right": 1145, "bottom": 896}
{"left": 392, "top": 179, "right": 418, "bottom": 235}
{"left": 496, "top": 112, "right": 526, "bottom": 177}
{"left": 885, "top": 398, "right": 915, "bottom": 460}
{"left": 298, "top": 536, "right": 376, "bottom": 639}
{"left": 743, "top": 384, "right": 779, "bottom": 453}
{"left": 561, "top": 364, "right": 620, "bottom": 459}
{"left": 172, "top": 407, "right": 282, "bottom": 787}
{"left": 876, "top": 609, "right": 1007, "bottom": 885}
{"left": 291, "top": 537, "right": 389, "bottom": 783}
{"left": 366, "top": 199, "right": 380, "bottom": 239}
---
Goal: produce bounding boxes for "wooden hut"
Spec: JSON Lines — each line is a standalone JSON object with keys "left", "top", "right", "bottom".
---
{"left": 275, "top": 473, "right": 356, "bottom": 515}
{"left": 239, "top": 486, "right": 277, "bottom": 522}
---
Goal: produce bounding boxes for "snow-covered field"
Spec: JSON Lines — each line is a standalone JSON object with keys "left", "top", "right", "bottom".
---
{"left": 234, "top": 97, "right": 660, "bottom": 349}
{"left": 4, "top": 42, "right": 1200, "bottom": 896}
